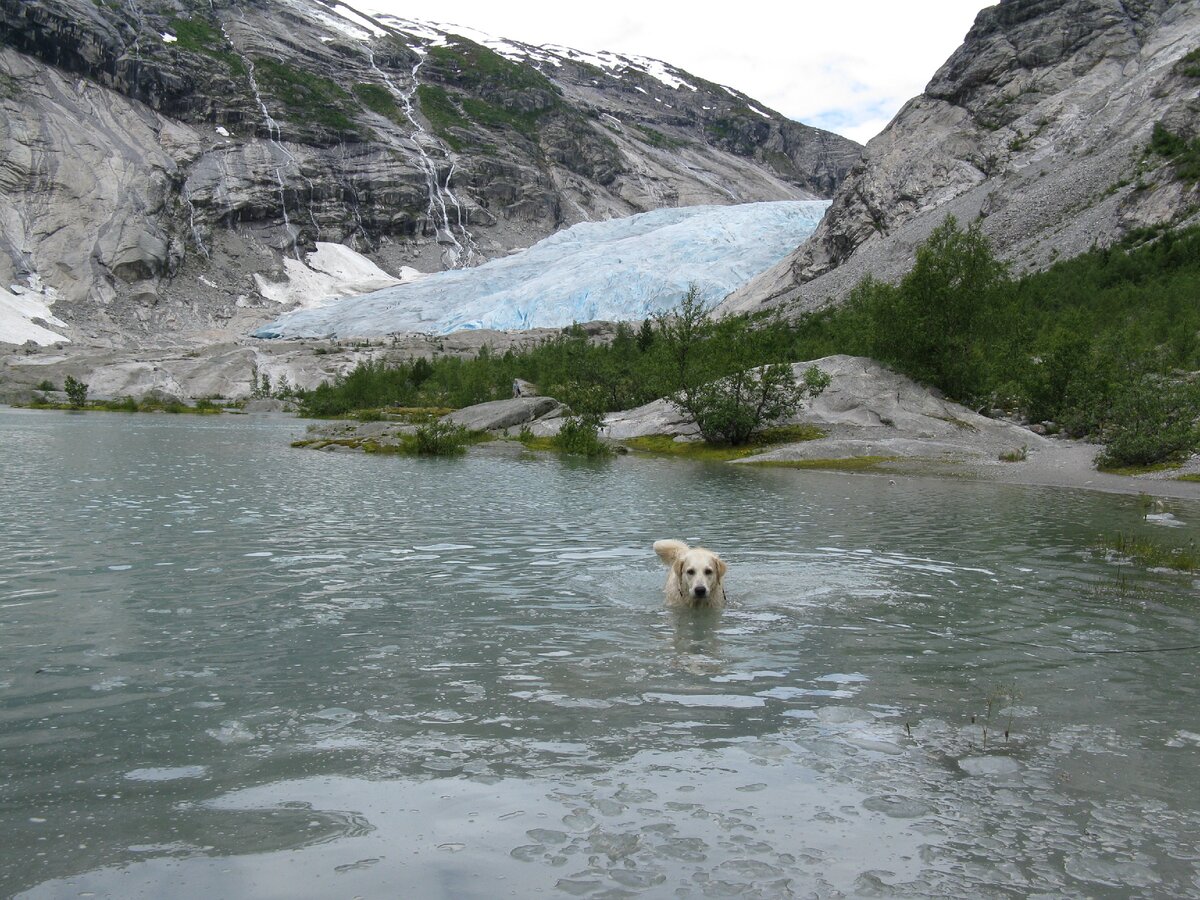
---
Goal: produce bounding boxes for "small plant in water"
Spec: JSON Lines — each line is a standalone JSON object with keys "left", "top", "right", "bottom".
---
{"left": 1106, "top": 532, "right": 1199, "bottom": 572}
{"left": 972, "top": 683, "right": 1020, "bottom": 749}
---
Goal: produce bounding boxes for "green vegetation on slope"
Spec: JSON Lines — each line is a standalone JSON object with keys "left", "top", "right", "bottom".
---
{"left": 253, "top": 58, "right": 359, "bottom": 136}
{"left": 353, "top": 82, "right": 403, "bottom": 125}
{"left": 167, "top": 16, "right": 246, "bottom": 77}
{"left": 1148, "top": 121, "right": 1200, "bottom": 185}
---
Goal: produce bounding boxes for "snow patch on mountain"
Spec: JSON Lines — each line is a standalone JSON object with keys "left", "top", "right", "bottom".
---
{"left": 0, "top": 276, "right": 69, "bottom": 346}
{"left": 254, "top": 241, "right": 422, "bottom": 310}
{"left": 252, "top": 201, "right": 828, "bottom": 339}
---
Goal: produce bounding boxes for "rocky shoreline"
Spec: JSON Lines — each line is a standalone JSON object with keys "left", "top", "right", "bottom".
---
{"left": 289, "top": 354, "right": 1200, "bottom": 501}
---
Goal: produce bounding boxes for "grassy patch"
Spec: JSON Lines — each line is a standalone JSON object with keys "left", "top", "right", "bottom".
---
{"left": 623, "top": 424, "right": 822, "bottom": 462}
{"left": 16, "top": 398, "right": 223, "bottom": 414}
{"left": 1148, "top": 121, "right": 1200, "bottom": 184}
{"left": 516, "top": 432, "right": 557, "bottom": 452}
{"left": 634, "top": 124, "right": 685, "bottom": 149}
{"left": 999, "top": 445, "right": 1028, "bottom": 462}
{"left": 167, "top": 16, "right": 245, "bottom": 77}
{"left": 1176, "top": 473, "right": 1200, "bottom": 482}
{"left": 353, "top": 82, "right": 403, "bottom": 125}
{"left": 745, "top": 455, "right": 898, "bottom": 472}
{"left": 253, "top": 58, "right": 359, "bottom": 135}
{"left": 293, "top": 424, "right": 489, "bottom": 456}
{"left": 415, "top": 84, "right": 468, "bottom": 149}
{"left": 461, "top": 96, "right": 545, "bottom": 136}
{"left": 1102, "top": 532, "right": 1199, "bottom": 572}
{"left": 427, "top": 38, "right": 558, "bottom": 95}
{"left": 1176, "top": 47, "right": 1200, "bottom": 78}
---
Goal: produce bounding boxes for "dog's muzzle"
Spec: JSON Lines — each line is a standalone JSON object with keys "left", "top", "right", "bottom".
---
{"left": 692, "top": 585, "right": 707, "bottom": 598}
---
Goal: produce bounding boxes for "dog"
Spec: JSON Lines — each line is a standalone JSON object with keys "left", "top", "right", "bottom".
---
{"left": 653, "top": 539, "right": 727, "bottom": 608}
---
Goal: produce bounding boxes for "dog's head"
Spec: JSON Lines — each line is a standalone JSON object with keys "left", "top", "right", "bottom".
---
{"left": 673, "top": 546, "right": 726, "bottom": 604}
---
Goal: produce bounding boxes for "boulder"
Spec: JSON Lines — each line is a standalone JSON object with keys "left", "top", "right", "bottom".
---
{"left": 443, "top": 396, "right": 564, "bottom": 432}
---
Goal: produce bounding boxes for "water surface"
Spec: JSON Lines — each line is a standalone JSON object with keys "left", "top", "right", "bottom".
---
{"left": 1, "top": 409, "right": 1199, "bottom": 897}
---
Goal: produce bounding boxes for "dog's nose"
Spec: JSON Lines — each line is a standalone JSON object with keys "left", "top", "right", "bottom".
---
{"left": 693, "top": 585, "right": 707, "bottom": 597}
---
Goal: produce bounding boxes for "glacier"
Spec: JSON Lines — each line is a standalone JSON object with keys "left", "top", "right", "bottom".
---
{"left": 251, "top": 201, "right": 828, "bottom": 338}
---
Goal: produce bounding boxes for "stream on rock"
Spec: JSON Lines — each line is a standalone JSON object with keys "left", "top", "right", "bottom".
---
{"left": 2, "top": 408, "right": 1198, "bottom": 898}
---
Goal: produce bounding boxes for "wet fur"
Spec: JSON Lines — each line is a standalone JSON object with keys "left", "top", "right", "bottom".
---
{"left": 653, "top": 539, "right": 727, "bottom": 608}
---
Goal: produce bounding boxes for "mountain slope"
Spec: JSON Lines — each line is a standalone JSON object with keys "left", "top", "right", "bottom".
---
{"left": 0, "top": 0, "right": 861, "bottom": 345}
{"left": 720, "top": 0, "right": 1200, "bottom": 317}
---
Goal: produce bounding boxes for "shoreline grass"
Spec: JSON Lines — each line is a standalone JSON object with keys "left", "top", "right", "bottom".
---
{"left": 15, "top": 399, "right": 226, "bottom": 415}
{"left": 1101, "top": 532, "right": 1199, "bottom": 573}
{"left": 622, "top": 424, "right": 823, "bottom": 462}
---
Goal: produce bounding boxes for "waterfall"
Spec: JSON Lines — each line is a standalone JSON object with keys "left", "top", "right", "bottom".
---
{"left": 241, "top": 55, "right": 301, "bottom": 260}
{"left": 365, "top": 44, "right": 478, "bottom": 268}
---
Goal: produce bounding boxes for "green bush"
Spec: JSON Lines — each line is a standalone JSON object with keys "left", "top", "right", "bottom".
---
{"left": 682, "top": 364, "right": 808, "bottom": 445}
{"left": 63, "top": 375, "right": 88, "bottom": 408}
{"left": 35, "top": 379, "right": 56, "bottom": 392}
{"left": 414, "top": 420, "right": 471, "bottom": 456}
{"left": 1096, "top": 375, "right": 1199, "bottom": 468}
{"left": 552, "top": 414, "right": 612, "bottom": 457}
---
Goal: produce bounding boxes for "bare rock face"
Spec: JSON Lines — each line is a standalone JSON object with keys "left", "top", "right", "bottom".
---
{"left": 443, "top": 396, "right": 564, "bottom": 432}
{"left": 0, "top": 0, "right": 861, "bottom": 346}
{"left": 721, "top": 0, "right": 1200, "bottom": 316}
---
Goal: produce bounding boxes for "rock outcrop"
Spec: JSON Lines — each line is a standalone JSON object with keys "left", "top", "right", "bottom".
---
{"left": 444, "top": 396, "right": 565, "bottom": 432}
{"left": 0, "top": 0, "right": 861, "bottom": 345}
{"left": 598, "top": 355, "right": 1052, "bottom": 468}
{"left": 720, "top": 0, "right": 1200, "bottom": 316}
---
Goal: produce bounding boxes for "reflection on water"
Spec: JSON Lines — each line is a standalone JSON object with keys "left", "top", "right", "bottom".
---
{"left": 1, "top": 408, "right": 1199, "bottom": 897}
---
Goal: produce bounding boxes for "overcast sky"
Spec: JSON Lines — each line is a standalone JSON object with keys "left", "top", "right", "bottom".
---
{"left": 350, "top": 1, "right": 993, "bottom": 145}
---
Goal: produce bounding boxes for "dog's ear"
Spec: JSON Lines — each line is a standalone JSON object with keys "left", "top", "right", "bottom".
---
{"left": 653, "top": 540, "right": 686, "bottom": 566}
{"left": 674, "top": 557, "right": 686, "bottom": 577}
{"left": 715, "top": 557, "right": 728, "bottom": 580}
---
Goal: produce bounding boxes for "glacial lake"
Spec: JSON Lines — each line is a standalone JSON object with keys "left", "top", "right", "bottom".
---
{"left": 2, "top": 407, "right": 1199, "bottom": 898}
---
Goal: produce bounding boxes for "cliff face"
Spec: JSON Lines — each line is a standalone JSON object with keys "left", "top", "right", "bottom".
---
{"left": 0, "top": 0, "right": 862, "bottom": 345}
{"left": 720, "top": 0, "right": 1200, "bottom": 316}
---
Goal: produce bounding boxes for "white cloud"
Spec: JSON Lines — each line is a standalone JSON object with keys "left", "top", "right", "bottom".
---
{"left": 346, "top": 0, "right": 989, "bottom": 143}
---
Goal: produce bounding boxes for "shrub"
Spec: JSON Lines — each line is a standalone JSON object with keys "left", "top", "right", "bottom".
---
{"left": 865, "top": 216, "right": 1009, "bottom": 402}
{"left": 414, "top": 420, "right": 471, "bottom": 456}
{"left": 552, "top": 414, "right": 612, "bottom": 457}
{"left": 35, "top": 379, "right": 56, "bottom": 391}
{"left": 657, "top": 287, "right": 829, "bottom": 445}
{"left": 1096, "top": 375, "right": 1199, "bottom": 468}
{"left": 681, "top": 363, "right": 814, "bottom": 446}
{"left": 63, "top": 375, "right": 88, "bottom": 408}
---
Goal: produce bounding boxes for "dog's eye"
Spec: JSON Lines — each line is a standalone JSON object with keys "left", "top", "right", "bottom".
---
{"left": 704, "top": 568, "right": 713, "bottom": 575}
{"left": 686, "top": 568, "right": 695, "bottom": 575}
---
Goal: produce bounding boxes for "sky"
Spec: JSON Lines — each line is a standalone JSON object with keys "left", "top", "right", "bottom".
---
{"left": 350, "top": 1, "right": 993, "bottom": 145}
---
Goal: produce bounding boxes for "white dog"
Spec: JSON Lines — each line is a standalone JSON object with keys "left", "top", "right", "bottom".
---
{"left": 653, "top": 539, "right": 727, "bottom": 608}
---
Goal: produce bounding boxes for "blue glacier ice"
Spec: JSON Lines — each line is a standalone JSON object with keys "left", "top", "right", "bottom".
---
{"left": 251, "top": 201, "right": 828, "bottom": 338}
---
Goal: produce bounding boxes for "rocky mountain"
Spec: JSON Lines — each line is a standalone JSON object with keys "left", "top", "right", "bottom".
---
{"left": 720, "top": 0, "right": 1200, "bottom": 317}
{"left": 0, "top": 0, "right": 861, "bottom": 346}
